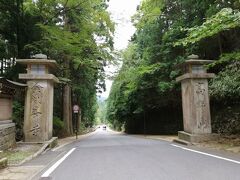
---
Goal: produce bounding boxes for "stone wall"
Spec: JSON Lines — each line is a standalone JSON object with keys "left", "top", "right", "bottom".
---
{"left": 0, "top": 97, "right": 13, "bottom": 120}
{"left": 0, "top": 123, "right": 16, "bottom": 150}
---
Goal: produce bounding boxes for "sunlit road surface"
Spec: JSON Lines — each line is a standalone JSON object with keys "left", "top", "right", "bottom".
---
{"left": 33, "top": 128, "right": 240, "bottom": 180}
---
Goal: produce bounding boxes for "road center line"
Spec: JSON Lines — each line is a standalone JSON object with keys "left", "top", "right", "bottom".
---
{"left": 41, "top": 148, "right": 76, "bottom": 177}
{"left": 171, "top": 144, "right": 240, "bottom": 165}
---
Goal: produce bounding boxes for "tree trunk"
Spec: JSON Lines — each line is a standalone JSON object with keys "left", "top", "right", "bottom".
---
{"left": 62, "top": 57, "right": 73, "bottom": 135}
{"left": 62, "top": 5, "right": 74, "bottom": 135}
{"left": 69, "top": 88, "right": 73, "bottom": 133}
{"left": 16, "top": 0, "right": 21, "bottom": 57}
{"left": 63, "top": 84, "right": 73, "bottom": 135}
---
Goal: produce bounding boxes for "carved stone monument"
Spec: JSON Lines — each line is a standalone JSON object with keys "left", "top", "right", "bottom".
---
{"left": 17, "top": 55, "right": 59, "bottom": 142}
{"left": 176, "top": 55, "right": 216, "bottom": 143}
{"left": 0, "top": 78, "right": 26, "bottom": 150}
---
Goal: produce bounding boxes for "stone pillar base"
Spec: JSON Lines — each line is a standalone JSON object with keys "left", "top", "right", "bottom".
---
{"left": 18, "top": 137, "right": 58, "bottom": 148}
{"left": 0, "top": 123, "right": 16, "bottom": 150}
{"left": 0, "top": 158, "right": 8, "bottom": 169}
{"left": 178, "top": 131, "right": 219, "bottom": 143}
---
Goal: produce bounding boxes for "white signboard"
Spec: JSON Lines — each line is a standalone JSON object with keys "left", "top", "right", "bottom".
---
{"left": 73, "top": 105, "right": 79, "bottom": 113}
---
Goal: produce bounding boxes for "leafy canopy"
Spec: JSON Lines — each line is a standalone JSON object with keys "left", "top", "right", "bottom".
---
{"left": 175, "top": 8, "right": 240, "bottom": 46}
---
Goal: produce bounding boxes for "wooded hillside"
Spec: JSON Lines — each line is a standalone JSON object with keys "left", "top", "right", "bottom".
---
{"left": 106, "top": 0, "right": 240, "bottom": 134}
{"left": 0, "top": 0, "right": 114, "bottom": 138}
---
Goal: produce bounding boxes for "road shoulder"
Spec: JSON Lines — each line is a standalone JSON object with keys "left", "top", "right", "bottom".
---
{"left": 0, "top": 131, "right": 96, "bottom": 180}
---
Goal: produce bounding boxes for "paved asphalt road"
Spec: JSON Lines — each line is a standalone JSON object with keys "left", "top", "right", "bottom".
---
{"left": 30, "top": 129, "right": 240, "bottom": 180}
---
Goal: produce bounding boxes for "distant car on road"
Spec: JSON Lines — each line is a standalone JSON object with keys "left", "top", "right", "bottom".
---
{"left": 102, "top": 125, "right": 107, "bottom": 130}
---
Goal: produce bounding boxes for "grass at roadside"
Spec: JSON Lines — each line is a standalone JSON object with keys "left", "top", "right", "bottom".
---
{"left": 1, "top": 144, "right": 42, "bottom": 165}
{"left": 195, "top": 135, "right": 240, "bottom": 153}
{"left": 2, "top": 151, "right": 32, "bottom": 165}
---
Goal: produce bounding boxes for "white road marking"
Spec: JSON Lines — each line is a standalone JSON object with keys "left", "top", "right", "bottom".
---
{"left": 171, "top": 144, "right": 240, "bottom": 165}
{"left": 41, "top": 148, "right": 76, "bottom": 177}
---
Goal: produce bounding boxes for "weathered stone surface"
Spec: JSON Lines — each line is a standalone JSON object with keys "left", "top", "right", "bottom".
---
{"left": 47, "top": 137, "right": 58, "bottom": 149}
{"left": 178, "top": 131, "right": 219, "bottom": 143}
{"left": 176, "top": 73, "right": 215, "bottom": 82}
{"left": 19, "top": 74, "right": 59, "bottom": 83}
{"left": 176, "top": 57, "right": 215, "bottom": 143}
{"left": 188, "top": 54, "right": 199, "bottom": 59}
{"left": 0, "top": 79, "right": 25, "bottom": 151}
{"left": 0, "top": 158, "right": 8, "bottom": 169}
{"left": 181, "top": 78, "right": 212, "bottom": 134}
{"left": 0, "top": 98, "right": 12, "bottom": 121}
{"left": 32, "top": 53, "right": 47, "bottom": 59}
{"left": 23, "top": 80, "right": 54, "bottom": 142}
{"left": 17, "top": 59, "right": 57, "bottom": 68}
{"left": 0, "top": 123, "right": 16, "bottom": 151}
{"left": 18, "top": 58, "right": 58, "bottom": 143}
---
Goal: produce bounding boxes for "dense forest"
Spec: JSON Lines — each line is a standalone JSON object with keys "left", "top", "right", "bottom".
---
{"left": 1, "top": 0, "right": 240, "bottom": 138}
{"left": 106, "top": 0, "right": 240, "bottom": 134}
{"left": 0, "top": 0, "right": 114, "bottom": 138}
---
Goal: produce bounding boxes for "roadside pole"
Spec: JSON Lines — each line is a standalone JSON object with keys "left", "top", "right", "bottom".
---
{"left": 144, "top": 110, "right": 146, "bottom": 136}
{"left": 73, "top": 105, "right": 80, "bottom": 139}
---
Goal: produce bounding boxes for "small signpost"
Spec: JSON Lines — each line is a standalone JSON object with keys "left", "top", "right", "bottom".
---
{"left": 73, "top": 105, "right": 80, "bottom": 139}
{"left": 73, "top": 105, "right": 79, "bottom": 113}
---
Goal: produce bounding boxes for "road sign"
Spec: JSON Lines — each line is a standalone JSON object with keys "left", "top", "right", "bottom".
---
{"left": 73, "top": 105, "right": 79, "bottom": 113}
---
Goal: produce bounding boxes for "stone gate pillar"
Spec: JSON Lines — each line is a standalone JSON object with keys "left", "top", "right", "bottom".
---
{"left": 17, "top": 54, "right": 59, "bottom": 142}
{"left": 176, "top": 55, "right": 216, "bottom": 143}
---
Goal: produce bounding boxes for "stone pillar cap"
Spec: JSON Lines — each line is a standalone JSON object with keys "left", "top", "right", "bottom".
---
{"left": 176, "top": 73, "right": 216, "bottom": 82}
{"left": 185, "top": 59, "right": 214, "bottom": 65}
{"left": 188, "top": 54, "right": 199, "bottom": 59}
{"left": 32, "top": 54, "right": 48, "bottom": 59}
{"left": 176, "top": 55, "right": 214, "bottom": 69}
{"left": 16, "top": 59, "right": 58, "bottom": 69}
{"left": 18, "top": 74, "right": 59, "bottom": 83}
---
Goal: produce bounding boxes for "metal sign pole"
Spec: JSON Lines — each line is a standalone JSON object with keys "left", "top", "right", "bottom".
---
{"left": 73, "top": 105, "right": 80, "bottom": 140}
{"left": 75, "top": 112, "right": 78, "bottom": 139}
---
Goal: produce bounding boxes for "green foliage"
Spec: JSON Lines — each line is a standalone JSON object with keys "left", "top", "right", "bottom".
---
{"left": 132, "top": 0, "right": 164, "bottom": 28}
{"left": 0, "top": 0, "right": 114, "bottom": 138}
{"left": 12, "top": 101, "right": 24, "bottom": 141}
{"left": 212, "top": 105, "right": 240, "bottom": 134}
{"left": 106, "top": 0, "right": 240, "bottom": 134}
{"left": 176, "top": 8, "right": 240, "bottom": 46}
{"left": 36, "top": 0, "right": 113, "bottom": 127}
{"left": 95, "top": 99, "right": 107, "bottom": 124}
{"left": 53, "top": 116, "right": 65, "bottom": 137}
{"left": 208, "top": 51, "right": 240, "bottom": 69}
{"left": 210, "top": 61, "right": 240, "bottom": 101}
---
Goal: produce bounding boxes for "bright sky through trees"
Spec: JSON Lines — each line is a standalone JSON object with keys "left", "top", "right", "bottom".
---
{"left": 100, "top": 0, "right": 141, "bottom": 98}
{"left": 108, "top": 0, "right": 141, "bottom": 50}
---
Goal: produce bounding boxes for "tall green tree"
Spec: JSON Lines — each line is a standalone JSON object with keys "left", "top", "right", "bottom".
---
{"left": 0, "top": 0, "right": 114, "bottom": 137}
{"left": 106, "top": 0, "right": 240, "bottom": 134}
